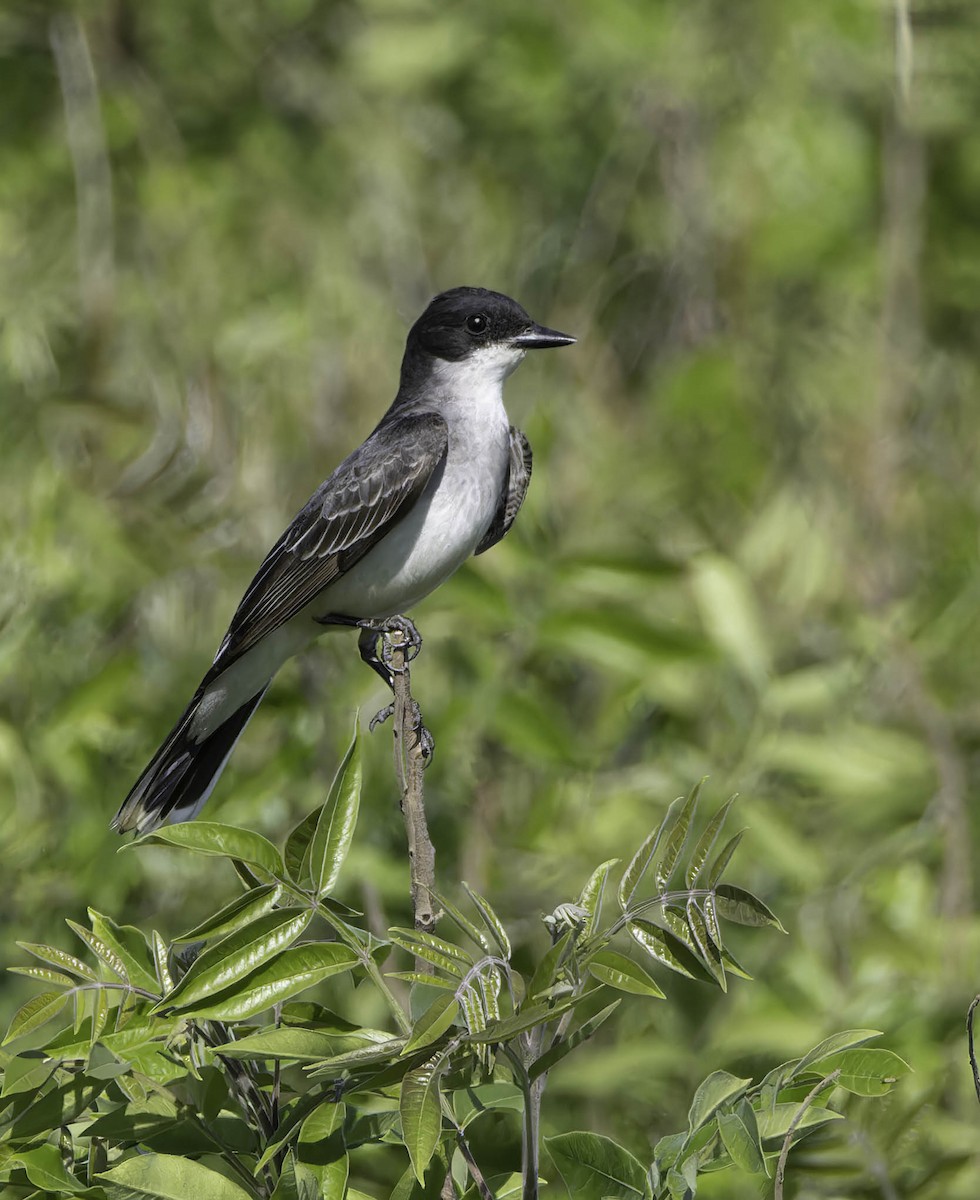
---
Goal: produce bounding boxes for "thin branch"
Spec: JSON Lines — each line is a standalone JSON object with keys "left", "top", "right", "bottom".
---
{"left": 388, "top": 629, "right": 439, "bottom": 936}
{"left": 967, "top": 995, "right": 980, "bottom": 1104}
{"left": 774, "top": 1069, "right": 841, "bottom": 1200}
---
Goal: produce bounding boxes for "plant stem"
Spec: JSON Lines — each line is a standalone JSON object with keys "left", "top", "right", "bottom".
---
{"left": 387, "top": 628, "right": 438, "bottom": 937}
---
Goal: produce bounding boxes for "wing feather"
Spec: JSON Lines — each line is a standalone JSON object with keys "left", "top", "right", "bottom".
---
{"left": 214, "top": 410, "right": 448, "bottom": 666}
{"left": 475, "top": 425, "right": 532, "bottom": 556}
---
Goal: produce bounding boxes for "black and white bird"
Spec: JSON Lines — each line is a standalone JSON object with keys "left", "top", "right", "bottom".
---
{"left": 112, "top": 287, "right": 575, "bottom": 835}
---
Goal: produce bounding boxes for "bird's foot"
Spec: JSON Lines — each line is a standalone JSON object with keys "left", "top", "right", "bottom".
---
{"left": 364, "top": 615, "right": 423, "bottom": 672}
{"left": 368, "top": 697, "right": 434, "bottom": 765}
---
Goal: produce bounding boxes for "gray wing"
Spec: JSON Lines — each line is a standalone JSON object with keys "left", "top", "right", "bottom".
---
{"left": 213, "top": 410, "right": 448, "bottom": 667}
{"left": 474, "top": 425, "right": 532, "bottom": 556}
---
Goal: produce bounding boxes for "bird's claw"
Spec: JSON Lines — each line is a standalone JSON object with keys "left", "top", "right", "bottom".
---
{"left": 368, "top": 697, "right": 434, "bottom": 765}
{"left": 374, "top": 615, "right": 423, "bottom": 672}
{"left": 369, "top": 702, "right": 395, "bottom": 732}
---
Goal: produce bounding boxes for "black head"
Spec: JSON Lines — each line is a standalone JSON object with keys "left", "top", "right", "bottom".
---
{"left": 406, "top": 286, "right": 575, "bottom": 363}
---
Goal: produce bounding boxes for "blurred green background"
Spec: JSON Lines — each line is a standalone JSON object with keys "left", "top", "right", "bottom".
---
{"left": 3, "top": 0, "right": 980, "bottom": 1193}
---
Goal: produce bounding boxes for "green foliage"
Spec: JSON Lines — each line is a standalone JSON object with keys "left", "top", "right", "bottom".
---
{"left": 0, "top": 759, "right": 903, "bottom": 1198}
{"left": 3, "top": 1, "right": 980, "bottom": 1195}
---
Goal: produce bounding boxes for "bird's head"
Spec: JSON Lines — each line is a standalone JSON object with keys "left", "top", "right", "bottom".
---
{"left": 405, "top": 287, "right": 575, "bottom": 383}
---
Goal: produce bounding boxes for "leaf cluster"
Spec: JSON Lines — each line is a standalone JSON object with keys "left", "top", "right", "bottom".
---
{"left": 0, "top": 743, "right": 906, "bottom": 1199}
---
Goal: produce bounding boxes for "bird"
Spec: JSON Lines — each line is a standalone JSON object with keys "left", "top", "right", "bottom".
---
{"left": 112, "top": 287, "right": 575, "bottom": 835}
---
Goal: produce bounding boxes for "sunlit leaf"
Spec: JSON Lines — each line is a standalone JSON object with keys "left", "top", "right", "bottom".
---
{"left": 654, "top": 780, "right": 702, "bottom": 891}
{"left": 618, "top": 801, "right": 678, "bottom": 910}
{"left": 792, "top": 1029, "right": 882, "bottom": 1079}
{"left": 587, "top": 950, "right": 666, "bottom": 998}
{"left": 546, "top": 1131, "right": 650, "bottom": 1199}
{"left": 309, "top": 722, "right": 361, "bottom": 897}
{"left": 714, "top": 884, "right": 786, "bottom": 931}
{"left": 687, "top": 1070, "right": 751, "bottom": 1132}
{"left": 402, "top": 992, "right": 459, "bottom": 1055}
{"left": 15, "top": 941, "right": 98, "bottom": 983}
{"left": 704, "top": 831, "right": 745, "bottom": 889}
{"left": 686, "top": 796, "right": 736, "bottom": 887}
{"left": 461, "top": 882, "right": 511, "bottom": 959}
{"left": 4, "top": 990, "right": 70, "bottom": 1044}
{"left": 67, "top": 921, "right": 128, "bottom": 983}
{"left": 6, "top": 1144, "right": 88, "bottom": 1195}
{"left": 628, "top": 920, "right": 713, "bottom": 983}
{"left": 717, "top": 1108, "right": 768, "bottom": 1176}
{"left": 154, "top": 907, "right": 311, "bottom": 1011}
{"left": 170, "top": 943, "right": 358, "bottom": 1020}
{"left": 173, "top": 884, "right": 282, "bottom": 943}
{"left": 578, "top": 858, "right": 619, "bottom": 937}
{"left": 807, "top": 1047, "right": 911, "bottom": 1096}
{"left": 400, "top": 1058, "right": 444, "bottom": 1183}
{"left": 97, "top": 1151, "right": 254, "bottom": 1198}
{"left": 125, "top": 822, "right": 285, "bottom": 879}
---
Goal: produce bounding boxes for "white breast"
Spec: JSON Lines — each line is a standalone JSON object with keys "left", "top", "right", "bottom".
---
{"left": 314, "top": 346, "right": 520, "bottom": 620}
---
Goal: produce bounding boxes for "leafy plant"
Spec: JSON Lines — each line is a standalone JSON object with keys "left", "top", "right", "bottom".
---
{"left": 0, "top": 732, "right": 907, "bottom": 1198}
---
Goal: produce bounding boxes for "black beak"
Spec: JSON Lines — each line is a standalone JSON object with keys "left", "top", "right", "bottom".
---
{"left": 511, "top": 323, "right": 576, "bottom": 350}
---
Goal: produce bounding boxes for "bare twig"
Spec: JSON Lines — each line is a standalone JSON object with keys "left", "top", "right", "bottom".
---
{"left": 774, "top": 1069, "right": 841, "bottom": 1200}
{"left": 387, "top": 628, "right": 438, "bottom": 936}
{"left": 967, "top": 996, "right": 980, "bottom": 1104}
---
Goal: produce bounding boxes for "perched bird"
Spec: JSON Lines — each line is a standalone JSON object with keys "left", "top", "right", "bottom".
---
{"left": 112, "top": 287, "right": 575, "bottom": 835}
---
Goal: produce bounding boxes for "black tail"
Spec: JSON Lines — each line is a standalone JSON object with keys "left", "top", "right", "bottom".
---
{"left": 112, "top": 684, "right": 268, "bottom": 835}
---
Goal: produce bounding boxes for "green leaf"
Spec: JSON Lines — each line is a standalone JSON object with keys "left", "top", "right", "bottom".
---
{"left": 628, "top": 920, "right": 714, "bottom": 983}
{"left": 687, "top": 1070, "right": 751, "bottom": 1132}
{"left": 15, "top": 942, "right": 98, "bottom": 982}
{"left": 400, "top": 1058, "right": 444, "bottom": 1183}
{"left": 617, "top": 802, "right": 678, "bottom": 910}
{"left": 3, "top": 990, "right": 69, "bottom": 1043}
{"left": 403, "top": 992, "right": 459, "bottom": 1055}
{"left": 170, "top": 943, "right": 358, "bottom": 1020}
{"left": 284, "top": 806, "right": 319, "bottom": 886}
{"left": 271, "top": 1156, "right": 321, "bottom": 1200}
{"left": 807, "top": 1048, "right": 911, "bottom": 1096}
{"left": 155, "top": 907, "right": 312, "bottom": 1011}
{"left": 546, "top": 1131, "right": 650, "bottom": 1200}
{"left": 717, "top": 1108, "right": 768, "bottom": 1175}
{"left": 714, "top": 884, "right": 785, "bottom": 931}
{"left": 389, "top": 929, "right": 473, "bottom": 977}
{"left": 305, "top": 1036, "right": 408, "bottom": 1076}
{"left": 6, "top": 1144, "right": 89, "bottom": 1194}
{"left": 173, "top": 884, "right": 283, "bottom": 943}
{"left": 792, "top": 1029, "right": 882, "bottom": 1079}
{"left": 587, "top": 951, "right": 666, "bottom": 998}
{"left": 686, "top": 796, "right": 736, "bottom": 887}
{"left": 756, "top": 1103, "right": 843, "bottom": 1143}
{"left": 387, "top": 971, "right": 457, "bottom": 990}
{"left": 214, "top": 1025, "right": 390, "bottom": 1061}
{"left": 654, "top": 780, "right": 702, "bottom": 891}
{"left": 8, "top": 965, "right": 76, "bottom": 988}
{"left": 529, "top": 1001, "right": 620, "bottom": 1081}
{"left": 67, "top": 921, "right": 129, "bottom": 982}
{"left": 298, "top": 1100, "right": 348, "bottom": 1198}
{"left": 686, "top": 899, "right": 727, "bottom": 991}
{"left": 453, "top": 1082, "right": 525, "bottom": 1128}
{"left": 88, "top": 911, "right": 161, "bottom": 994}
{"left": 578, "top": 858, "right": 619, "bottom": 937}
{"left": 125, "top": 821, "right": 285, "bottom": 879}
{"left": 435, "top": 890, "right": 494, "bottom": 953}
{"left": 151, "top": 930, "right": 174, "bottom": 993}
{"left": 97, "top": 1151, "right": 254, "bottom": 1198}
{"left": 527, "top": 929, "right": 574, "bottom": 1000}
{"left": 704, "top": 831, "right": 745, "bottom": 889}
{"left": 461, "top": 883, "right": 511, "bottom": 959}
{"left": 309, "top": 722, "right": 361, "bottom": 897}
{"left": 463, "top": 992, "right": 597, "bottom": 1044}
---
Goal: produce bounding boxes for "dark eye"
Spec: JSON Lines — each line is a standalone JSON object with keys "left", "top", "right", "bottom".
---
{"left": 465, "top": 313, "right": 488, "bottom": 335}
